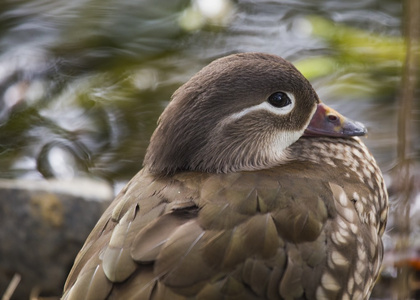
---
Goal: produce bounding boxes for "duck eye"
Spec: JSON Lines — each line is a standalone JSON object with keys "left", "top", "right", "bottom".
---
{"left": 268, "top": 92, "right": 292, "bottom": 108}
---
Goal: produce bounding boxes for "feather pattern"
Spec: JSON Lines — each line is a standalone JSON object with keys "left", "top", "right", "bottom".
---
{"left": 63, "top": 137, "right": 387, "bottom": 300}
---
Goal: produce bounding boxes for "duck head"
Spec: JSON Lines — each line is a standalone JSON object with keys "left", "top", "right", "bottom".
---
{"left": 144, "top": 53, "right": 366, "bottom": 175}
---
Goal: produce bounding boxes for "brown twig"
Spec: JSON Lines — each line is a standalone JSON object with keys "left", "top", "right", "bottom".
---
{"left": 395, "top": 0, "right": 420, "bottom": 299}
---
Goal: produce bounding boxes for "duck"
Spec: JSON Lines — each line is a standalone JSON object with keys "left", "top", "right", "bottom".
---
{"left": 62, "top": 52, "right": 388, "bottom": 300}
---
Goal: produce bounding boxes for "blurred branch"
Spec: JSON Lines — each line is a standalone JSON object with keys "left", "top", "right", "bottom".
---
{"left": 395, "top": 0, "right": 420, "bottom": 299}
{"left": 1, "top": 273, "right": 21, "bottom": 300}
{"left": 398, "top": 0, "right": 419, "bottom": 159}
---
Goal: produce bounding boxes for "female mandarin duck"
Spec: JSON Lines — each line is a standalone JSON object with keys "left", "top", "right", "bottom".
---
{"left": 62, "top": 53, "right": 388, "bottom": 300}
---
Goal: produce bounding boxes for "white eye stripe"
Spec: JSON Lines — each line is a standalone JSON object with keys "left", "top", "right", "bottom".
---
{"left": 227, "top": 92, "right": 296, "bottom": 121}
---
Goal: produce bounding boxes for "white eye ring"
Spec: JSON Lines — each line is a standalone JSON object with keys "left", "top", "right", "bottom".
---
{"left": 227, "top": 91, "right": 295, "bottom": 121}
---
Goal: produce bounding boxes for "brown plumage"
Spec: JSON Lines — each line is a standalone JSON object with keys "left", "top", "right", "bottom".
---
{"left": 62, "top": 53, "right": 388, "bottom": 300}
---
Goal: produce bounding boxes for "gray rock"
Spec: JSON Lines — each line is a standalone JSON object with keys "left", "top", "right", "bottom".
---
{"left": 0, "top": 178, "right": 112, "bottom": 299}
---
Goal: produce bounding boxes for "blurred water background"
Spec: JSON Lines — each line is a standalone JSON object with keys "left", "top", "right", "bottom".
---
{"left": 0, "top": 0, "right": 419, "bottom": 299}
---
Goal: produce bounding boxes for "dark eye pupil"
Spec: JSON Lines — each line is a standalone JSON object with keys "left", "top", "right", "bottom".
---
{"left": 268, "top": 92, "right": 291, "bottom": 108}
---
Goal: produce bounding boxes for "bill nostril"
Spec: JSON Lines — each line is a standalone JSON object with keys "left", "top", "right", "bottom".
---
{"left": 327, "top": 114, "right": 339, "bottom": 122}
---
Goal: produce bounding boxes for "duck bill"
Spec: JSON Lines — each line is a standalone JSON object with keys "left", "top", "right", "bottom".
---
{"left": 303, "top": 103, "right": 367, "bottom": 137}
